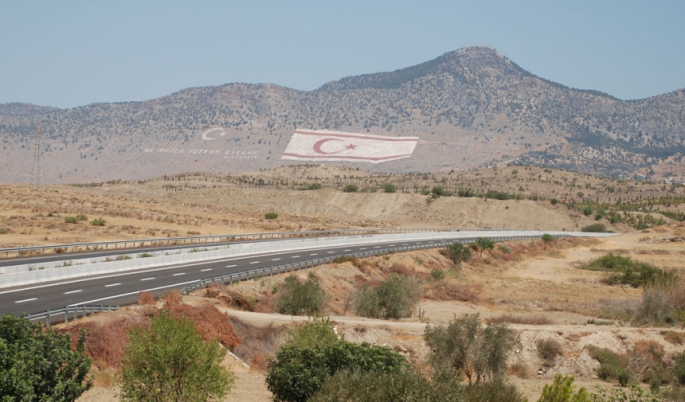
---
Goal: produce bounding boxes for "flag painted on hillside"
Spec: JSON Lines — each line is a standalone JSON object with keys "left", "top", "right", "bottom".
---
{"left": 282, "top": 129, "right": 419, "bottom": 163}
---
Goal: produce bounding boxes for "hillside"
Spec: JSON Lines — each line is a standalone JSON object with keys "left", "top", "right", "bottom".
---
{"left": 1, "top": 47, "right": 685, "bottom": 183}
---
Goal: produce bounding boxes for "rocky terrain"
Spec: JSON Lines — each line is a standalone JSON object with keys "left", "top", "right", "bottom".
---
{"left": 2, "top": 47, "right": 684, "bottom": 183}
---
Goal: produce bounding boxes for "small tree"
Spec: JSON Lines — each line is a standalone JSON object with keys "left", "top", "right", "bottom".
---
{"left": 424, "top": 313, "right": 515, "bottom": 385}
{"left": 475, "top": 237, "right": 496, "bottom": 257}
{"left": 276, "top": 273, "right": 327, "bottom": 316}
{"left": 0, "top": 314, "right": 92, "bottom": 401}
{"left": 119, "top": 311, "right": 233, "bottom": 402}
{"left": 354, "top": 274, "right": 421, "bottom": 319}
{"left": 537, "top": 375, "right": 589, "bottom": 402}
{"left": 383, "top": 183, "right": 396, "bottom": 193}
{"left": 445, "top": 242, "right": 472, "bottom": 264}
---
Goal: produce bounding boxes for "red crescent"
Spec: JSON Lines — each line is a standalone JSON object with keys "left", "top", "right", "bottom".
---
{"left": 313, "top": 138, "right": 344, "bottom": 154}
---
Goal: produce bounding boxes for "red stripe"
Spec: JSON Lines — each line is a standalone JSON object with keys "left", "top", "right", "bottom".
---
{"left": 293, "top": 130, "right": 418, "bottom": 142}
{"left": 282, "top": 153, "right": 412, "bottom": 161}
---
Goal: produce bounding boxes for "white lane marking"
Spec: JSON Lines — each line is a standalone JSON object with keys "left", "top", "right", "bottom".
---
{"left": 226, "top": 264, "right": 237, "bottom": 268}
{"left": 310, "top": 253, "right": 318, "bottom": 256}
{"left": 173, "top": 273, "right": 185, "bottom": 276}
{"left": 327, "top": 251, "right": 335, "bottom": 253}
{"left": 105, "top": 283, "right": 121, "bottom": 287}
{"left": 360, "top": 247, "right": 366, "bottom": 250}
{"left": 68, "top": 279, "right": 199, "bottom": 306}
{"left": 64, "top": 290, "right": 82, "bottom": 294}
{"left": 15, "top": 298, "right": 37, "bottom": 303}
{"left": 291, "top": 255, "right": 300, "bottom": 258}
{"left": 389, "top": 244, "right": 396, "bottom": 246}
{"left": 249, "top": 261, "right": 259, "bottom": 264}
{"left": 201, "top": 268, "right": 212, "bottom": 272}
{"left": 141, "top": 277, "right": 155, "bottom": 281}
{"left": 344, "top": 249, "right": 351, "bottom": 252}
{"left": 374, "top": 246, "right": 381, "bottom": 248}
{"left": 272, "top": 258, "right": 281, "bottom": 261}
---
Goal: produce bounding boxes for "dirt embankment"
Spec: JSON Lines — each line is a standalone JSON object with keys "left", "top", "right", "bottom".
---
{"left": 71, "top": 226, "right": 685, "bottom": 401}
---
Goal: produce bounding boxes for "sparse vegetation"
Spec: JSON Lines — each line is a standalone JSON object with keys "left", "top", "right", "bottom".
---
{"left": 541, "top": 233, "right": 555, "bottom": 243}
{"left": 582, "top": 253, "right": 674, "bottom": 288}
{"left": 474, "top": 237, "right": 496, "bottom": 257}
{"left": 264, "top": 212, "right": 278, "bottom": 220}
{"left": 537, "top": 339, "right": 563, "bottom": 367}
{"left": 581, "top": 223, "right": 609, "bottom": 233}
{"left": 90, "top": 217, "right": 106, "bottom": 226}
{"left": 342, "top": 184, "right": 358, "bottom": 193}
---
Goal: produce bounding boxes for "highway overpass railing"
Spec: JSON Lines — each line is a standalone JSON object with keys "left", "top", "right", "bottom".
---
{"left": 0, "top": 228, "right": 458, "bottom": 259}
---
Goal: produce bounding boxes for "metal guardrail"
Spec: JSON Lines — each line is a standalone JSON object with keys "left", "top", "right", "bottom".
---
{"left": 181, "top": 234, "right": 564, "bottom": 295}
{"left": 26, "top": 305, "right": 119, "bottom": 327}
{"left": 1, "top": 228, "right": 459, "bottom": 259}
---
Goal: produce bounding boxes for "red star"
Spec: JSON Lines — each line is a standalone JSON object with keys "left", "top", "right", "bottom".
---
{"left": 346, "top": 143, "right": 357, "bottom": 150}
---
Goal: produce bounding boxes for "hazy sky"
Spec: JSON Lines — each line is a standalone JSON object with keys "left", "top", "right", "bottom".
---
{"left": 2, "top": 1, "right": 683, "bottom": 108}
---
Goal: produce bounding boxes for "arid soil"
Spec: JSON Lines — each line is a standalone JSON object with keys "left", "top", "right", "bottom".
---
{"left": 68, "top": 224, "right": 685, "bottom": 401}
{"left": 2, "top": 168, "right": 683, "bottom": 401}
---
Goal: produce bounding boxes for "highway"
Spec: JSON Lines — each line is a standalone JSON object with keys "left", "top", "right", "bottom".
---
{"left": 0, "top": 238, "right": 442, "bottom": 316}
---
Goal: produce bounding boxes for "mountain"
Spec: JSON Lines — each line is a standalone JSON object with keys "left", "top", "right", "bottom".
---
{"left": 1, "top": 46, "right": 684, "bottom": 183}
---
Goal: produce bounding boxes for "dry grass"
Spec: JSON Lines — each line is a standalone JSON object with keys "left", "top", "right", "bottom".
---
{"left": 485, "top": 314, "right": 555, "bottom": 325}
{"left": 227, "top": 317, "right": 287, "bottom": 371}
{"left": 661, "top": 331, "right": 685, "bottom": 345}
{"left": 423, "top": 282, "right": 483, "bottom": 303}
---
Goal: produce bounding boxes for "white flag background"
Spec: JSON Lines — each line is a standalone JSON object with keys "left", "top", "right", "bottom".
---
{"left": 281, "top": 129, "right": 418, "bottom": 164}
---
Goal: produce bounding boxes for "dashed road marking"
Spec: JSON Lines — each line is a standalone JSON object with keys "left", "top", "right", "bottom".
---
{"left": 173, "top": 273, "right": 185, "bottom": 276}
{"left": 15, "top": 298, "right": 37, "bottom": 304}
{"left": 201, "top": 268, "right": 212, "bottom": 272}
{"left": 64, "top": 290, "right": 82, "bottom": 295}
{"left": 105, "top": 283, "right": 121, "bottom": 287}
{"left": 141, "top": 277, "right": 155, "bottom": 281}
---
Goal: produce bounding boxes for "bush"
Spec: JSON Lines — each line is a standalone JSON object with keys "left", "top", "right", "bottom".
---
{"left": 541, "top": 234, "right": 556, "bottom": 243}
{"left": 276, "top": 273, "right": 327, "bottom": 316}
{"left": 462, "top": 380, "right": 526, "bottom": 402}
{"left": 583, "top": 206, "right": 593, "bottom": 216}
{"left": 383, "top": 183, "right": 396, "bottom": 193}
{"left": 430, "top": 269, "right": 446, "bottom": 280}
{"left": 537, "top": 339, "right": 563, "bottom": 367}
{"left": 587, "top": 346, "right": 630, "bottom": 384}
{"left": 550, "top": 198, "right": 559, "bottom": 205}
{"left": 354, "top": 274, "right": 421, "bottom": 319}
{"left": 675, "top": 353, "right": 685, "bottom": 385}
{"left": 264, "top": 212, "right": 278, "bottom": 220}
{"left": 424, "top": 313, "right": 516, "bottom": 385}
{"left": 310, "top": 369, "right": 464, "bottom": 402}
{"left": 0, "top": 314, "right": 92, "bottom": 400}
{"left": 120, "top": 311, "right": 233, "bottom": 401}
{"left": 90, "top": 217, "right": 106, "bottom": 226}
{"left": 582, "top": 223, "right": 608, "bottom": 232}
{"left": 64, "top": 215, "right": 79, "bottom": 224}
{"left": 343, "top": 184, "right": 358, "bottom": 193}
{"left": 445, "top": 242, "right": 472, "bottom": 264}
{"left": 582, "top": 253, "right": 673, "bottom": 288}
{"left": 266, "top": 337, "right": 406, "bottom": 402}
{"left": 309, "top": 183, "right": 322, "bottom": 190}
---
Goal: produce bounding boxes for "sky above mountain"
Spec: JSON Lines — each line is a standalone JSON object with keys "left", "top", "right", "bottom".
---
{"left": 2, "top": 0, "right": 684, "bottom": 108}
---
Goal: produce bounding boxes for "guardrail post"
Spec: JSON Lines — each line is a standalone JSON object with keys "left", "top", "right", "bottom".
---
{"left": 65, "top": 306, "right": 69, "bottom": 323}
{"left": 46, "top": 310, "right": 51, "bottom": 327}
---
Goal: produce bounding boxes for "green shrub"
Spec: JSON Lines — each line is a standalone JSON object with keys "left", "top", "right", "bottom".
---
{"left": 582, "top": 253, "right": 673, "bottom": 288}
{"left": 587, "top": 346, "right": 630, "bottom": 384}
{"left": 75, "top": 214, "right": 88, "bottom": 221}
{"left": 383, "top": 183, "right": 396, "bottom": 193}
{"left": 541, "top": 234, "right": 556, "bottom": 243}
{"left": 430, "top": 269, "right": 446, "bottom": 280}
{"left": 675, "top": 353, "right": 685, "bottom": 385}
{"left": 264, "top": 212, "right": 278, "bottom": 220}
{"left": 583, "top": 206, "right": 593, "bottom": 216}
{"left": 139, "top": 252, "right": 154, "bottom": 258}
{"left": 276, "top": 273, "right": 327, "bottom": 316}
{"left": 445, "top": 242, "right": 472, "bottom": 264}
{"left": 550, "top": 198, "right": 559, "bottom": 205}
{"left": 266, "top": 340, "right": 406, "bottom": 402}
{"left": 309, "top": 183, "right": 322, "bottom": 190}
{"left": 64, "top": 216, "right": 79, "bottom": 224}
{"left": 582, "top": 223, "right": 608, "bottom": 232}
{"left": 498, "top": 245, "right": 511, "bottom": 254}
{"left": 90, "top": 217, "right": 106, "bottom": 226}
{"left": 354, "top": 274, "right": 421, "bottom": 320}
{"left": 343, "top": 184, "right": 358, "bottom": 193}
{"left": 475, "top": 237, "right": 496, "bottom": 256}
